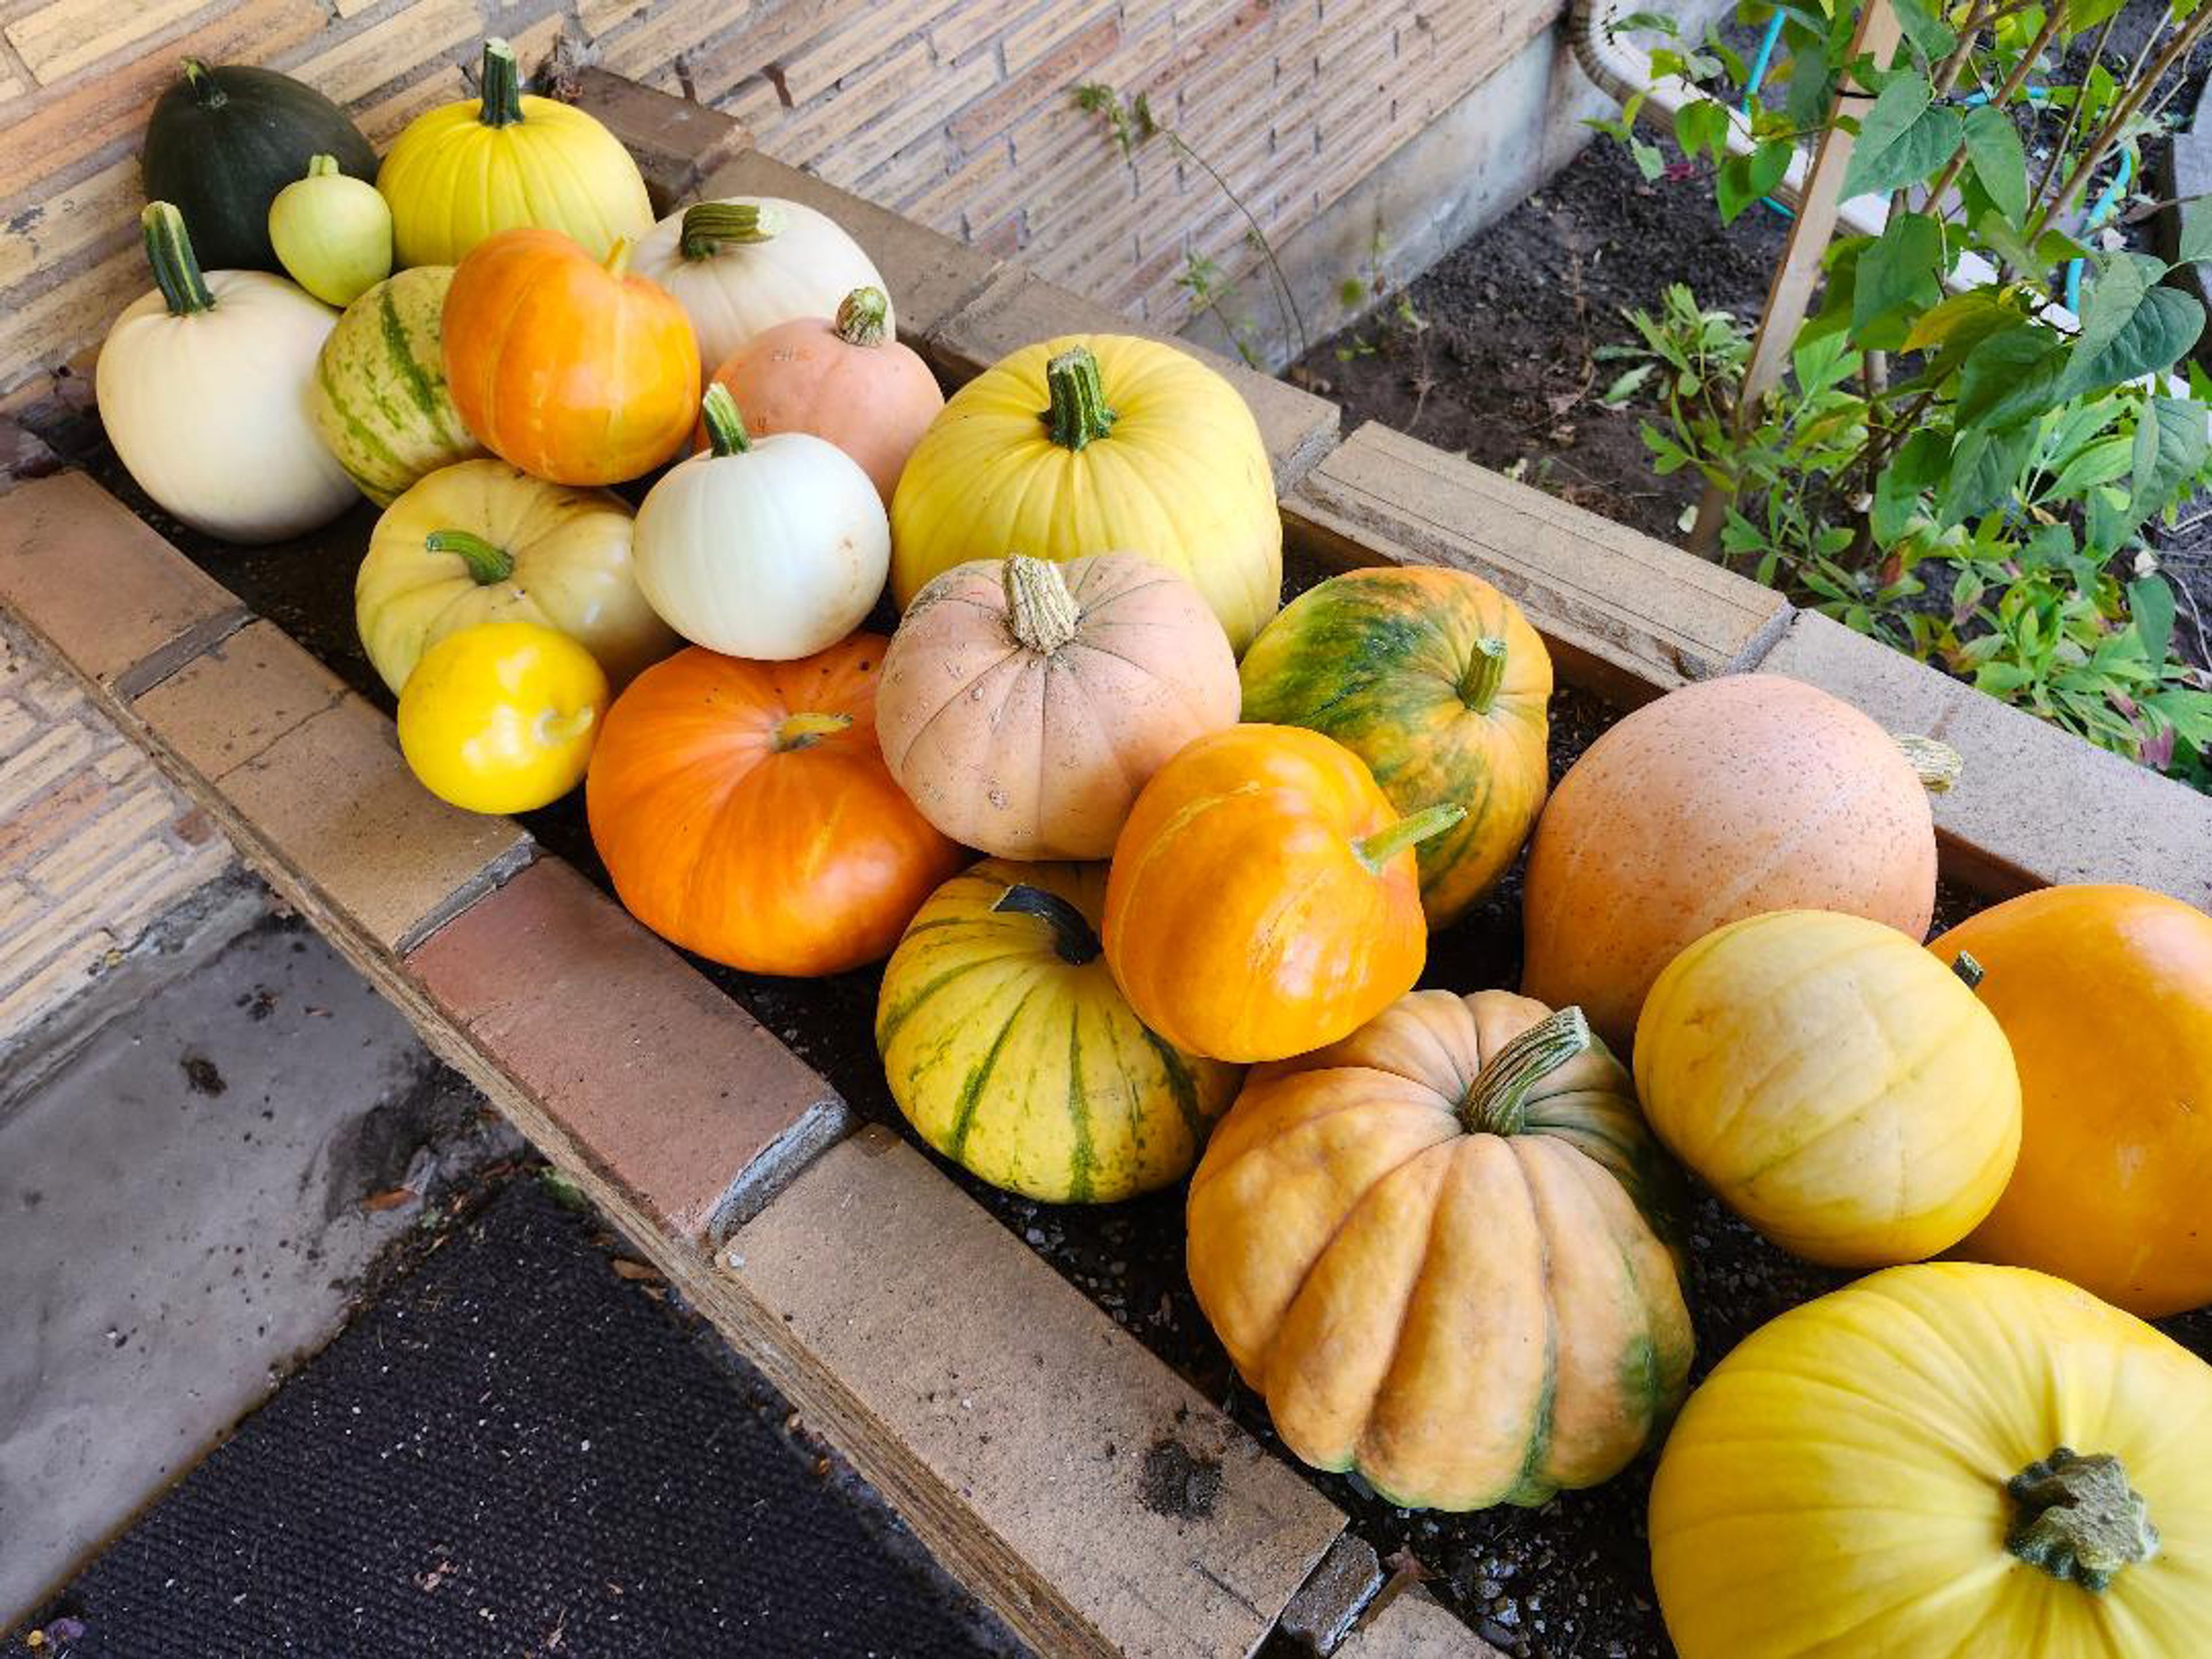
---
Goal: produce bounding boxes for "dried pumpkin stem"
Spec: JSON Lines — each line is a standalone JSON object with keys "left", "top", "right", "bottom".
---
{"left": 304, "top": 154, "right": 340, "bottom": 180}
{"left": 1459, "top": 637, "right": 1508, "bottom": 714}
{"left": 1892, "top": 732, "right": 1963, "bottom": 793}
{"left": 1039, "top": 347, "right": 1117, "bottom": 450}
{"left": 1460, "top": 1006, "right": 1594, "bottom": 1137}
{"left": 700, "top": 384, "right": 752, "bottom": 457}
{"left": 477, "top": 37, "right": 524, "bottom": 128}
{"left": 425, "top": 529, "right": 515, "bottom": 586}
{"left": 141, "top": 202, "right": 214, "bottom": 317}
{"left": 2006, "top": 1448, "right": 2158, "bottom": 1590}
{"left": 993, "top": 884, "right": 1102, "bottom": 965}
{"left": 1004, "top": 556, "right": 1081, "bottom": 654}
{"left": 1952, "top": 950, "right": 1986, "bottom": 990}
{"left": 679, "top": 202, "right": 786, "bottom": 260}
{"left": 181, "top": 57, "right": 227, "bottom": 110}
{"left": 1351, "top": 803, "right": 1464, "bottom": 874}
{"left": 774, "top": 710, "right": 853, "bottom": 751}
{"left": 835, "top": 286, "right": 890, "bottom": 347}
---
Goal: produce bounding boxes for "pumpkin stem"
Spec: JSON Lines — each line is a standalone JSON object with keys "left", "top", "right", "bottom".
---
{"left": 424, "top": 529, "right": 516, "bottom": 586}
{"left": 140, "top": 202, "right": 214, "bottom": 317}
{"left": 1951, "top": 950, "right": 1986, "bottom": 990}
{"left": 1460, "top": 1006, "right": 1594, "bottom": 1137}
{"left": 1459, "top": 637, "right": 1508, "bottom": 713}
{"left": 180, "top": 58, "right": 226, "bottom": 109}
{"left": 2006, "top": 1448, "right": 2158, "bottom": 1591}
{"left": 477, "top": 37, "right": 524, "bottom": 128}
{"left": 304, "top": 154, "right": 340, "bottom": 179}
{"left": 774, "top": 711, "right": 853, "bottom": 751}
{"left": 1004, "top": 556, "right": 1082, "bottom": 654}
{"left": 1039, "top": 347, "right": 1118, "bottom": 450}
{"left": 700, "top": 384, "right": 752, "bottom": 457}
{"left": 603, "top": 237, "right": 634, "bottom": 281}
{"left": 679, "top": 202, "right": 786, "bottom": 261}
{"left": 1891, "top": 732, "right": 1963, "bottom": 793}
{"left": 1351, "top": 802, "right": 1464, "bottom": 874}
{"left": 835, "top": 286, "right": 891, "bottom": 347}
{"left": 993, "top": 884, "right": 1102, "bottom": 965}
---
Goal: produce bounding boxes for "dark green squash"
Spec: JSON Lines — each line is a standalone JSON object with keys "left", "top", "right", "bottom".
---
{"left": 142, "top": 60, "right": 377, "bottom": 274}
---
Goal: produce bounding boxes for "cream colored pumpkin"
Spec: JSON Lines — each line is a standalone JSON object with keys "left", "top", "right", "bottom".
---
{"left": 628, "top": 198, "right": 891, "bottom": 372}
{"left": 631, "top": 387, "right": 889, "bottom": 660}
{"left": 99, "top": 203, "right": 355, "bottom": 544}
{"left": 876, "top": 554, "right": 1240, "bottom": 858}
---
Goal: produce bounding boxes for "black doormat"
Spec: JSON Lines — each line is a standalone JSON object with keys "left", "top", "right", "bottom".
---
{"left": 7, "top": 1175, "right": 1017, "bottom": 1658}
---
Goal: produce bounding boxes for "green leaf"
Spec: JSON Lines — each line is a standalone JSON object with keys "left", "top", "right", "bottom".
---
{"left": 2044, "top": 435, "right": 2134, "bottom": 500}
{"left": 1673, "top": 99, "right": 1731, "bottom": 165}
{"left": 1900, "top": 289, "right": 2010, "bottom": 353}
{"left": 2127, "top": 395, "right": 2210, "bottom": 522}
{"left": 1717, "top": 141, "right": 1792, "bottom": 224}
{"left": 1939, "top": 423, "right": 2037, "bottom": 522}
{"left": 1962, "top": 105, "right": 2028, "bottom": 225}
{"left": 2065, "top": 283, "right": 2206, "bottom": 394}
{"left": 1613, "top": 9, "right": 1680, "bottom": 32}
{"left": 1600, "top": 362, "right": 1656, "bottom": 407}
{"left": 1840, "top": 76, "right": 1960, "bottom": 199}
{"left": 1975, "top": 209, "right": 2044, "bottom": 276}
{"left": 1854, "top": 213, "right": 1946, "bottom": 339}
{"left": 1630, "top": 137, "right": 1666, "bottom": 180}
{"left": 2129, "top": 575, "right": 2177, "bottom": 665}
{"left": 1957, "top": 325, "right": 2069, "bottom": 429}
{"left": 1891, "top": 0, "right": 1957, "bottom": 56}
{"left": 2178, "top": 204, "right": 2212, "bottom": 267}
{"left": 2070, "top": 0, "right": 2130, "bottom": 28}
{"left": 1873, "top": 428, "right": 1948, "bottom": 543}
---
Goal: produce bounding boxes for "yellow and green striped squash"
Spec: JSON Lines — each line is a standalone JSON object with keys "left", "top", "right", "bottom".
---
{"left": 876, "top": 860, "right": 1241, "bottom": 1203}
{"left": 310, "top": 266, "right": 484, "bottom": 506}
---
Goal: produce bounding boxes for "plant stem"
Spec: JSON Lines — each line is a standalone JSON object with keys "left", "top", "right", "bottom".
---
{"left": 2033, "top": 10, "right": 2121, "bottom": 211}
{"left": 1928, "top": 6, "right": 2066, "bottom": 210}
{"left": 478, "top": 37, "right": 524, "bottom": 128}
{"left": 1460, "top": 1006, "right": 1594, "bottom": 1137}
{"left": 1003, "top": 556, "right": 1082, "bottom": 653}
{"left": 1166, "top": 132, "right": 1308, "bottom": 356}
{"left": 181, "top": 57, "right": 226, "bottom": 109}
{"left": 992, "top": 884, "right": 1103, "bottom": 965}
{"left": 835, "top": 286, "right": 889, "bottom": 347}
{"left": 700, "top": 384, "right": 751, "bottom": 457}
{"left": 425, "top": 529, "right": 516, "bottom": 585}
{"left": 679, "top": 202, "right": 785, "bottom": 261}
{"left": 305, "top": 154, "right": 339, "bottom": 180}
{"left": 1351, "top": 803, "right": 1464, "bottom": 873}
{"left": 1039, "top": 347, "right": 1118, "bottom": 450}
{"left": 2036, "top": 6, "right": 2209, "bottom": 240}
{"left": 140, "top": 202, "right": 214, "bottom": 316}
{"left": 1459, "top": 637, "right": 1509, "bottom": 711}
{"left": 2006, "top": 1448, "right": 2160, "bottom": 1590}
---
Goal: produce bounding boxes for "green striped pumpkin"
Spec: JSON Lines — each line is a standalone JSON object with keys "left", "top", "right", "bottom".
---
{"left": 309, "top": 266, "right": 483, "bottom": 505}
{"left": 876, "top": 860, "right": 1242, "bottom": 1203}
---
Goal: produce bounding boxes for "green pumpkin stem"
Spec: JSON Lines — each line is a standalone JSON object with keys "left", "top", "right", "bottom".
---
{"left": 1039, "top": 347, "right": 1117, "bottom": 450}
{"left": 1460, "top": 1006, "right": 1595, "bottom": 1137}
{"left": 1459, "top": 637, "right": 1509, "bottom": 713}
{"left": 1004, "top": 556, "right": 1081, "bottom": 654}
{"left": 477, "top": 37, "right": 524, "bottom": 128}
{"left": 141, "top": 202, "right": 214, "bottom": 317}
{"left": 993, "top": 884, "right": 1103, "bottom": 966}
{"left": 835, "top": 286, "right": 891, "bottom": 347}
{"left": 2006, "top": 1448, "right": 2158, "bottom": 1591}
{"left": 700, "top": 384, "right": 752, "bottom": 457}
{"left": 1892, "top": 731, "right": 1963, "bottom": 793}
{"left": 1352, "top": 802, "right": 1464, "bottom": 875}
{"left": 1952, "top": 950, "right": 1986, "bottom": 990}
{"left": 305, "top": 154, "right": 340, "bottom": 179}
{"left": 180, "top": 58, "right": 226, "bottom": 109}
{"left": 679, "top": 202, "right": 786, "bottom": 261}
{"left": 425, "top": 529, "right": 516, "bottom": 586}
{"left": 774, "top": 710, "right": 853, "bottom": 751}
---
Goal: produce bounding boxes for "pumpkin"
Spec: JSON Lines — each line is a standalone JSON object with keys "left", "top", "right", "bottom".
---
{"left": 1188, "top": 990, "right": 1692, "bottom": 1510}
{"left": 877, "top": 554, "right": 1241, "bottom": 859}
{"left": 1101, "top": 725, "right": 1460, "bottom": 1063}
{"left": 355, "top": 459, "right": 675, "bottom": 696}
{"left": 1522, "top": 673, "right": 1949, "bottom": 1051}
{"left": 397, "top": 620, "right": 607, "bottom": 815}
{"left": 630, "top": 199, "right": 891, "bottom": 373}
{"left": 376, "top": 37, "right": 652, "bottom": 268}
{"left": 310, "top": 267, "right": 486, "bottom": 505}
{"left": 877, "top": 861, "right": 1242, "bottom": 1202}
{"left": 142, "top": 59, "right": 377, "bottom": 272}
{"left": 1650, "top": 1262, "right": 2212, "bottom": 1658}
{"left": 1635, "top": 909, "right": 2021, "bottom": 1267}
{"left": 442, "top": 228, "right": 699, "bottom": 487}
{"left": 1238, "top": 566, "right": 1551, "bottom": 929}
{"left": 98, "top": 203, "right": 355, "bottom": 544}
{"left": 632, "top": 387, "right": 888, "bottom": 660}
{"left": 268, "top": 155, "right": 392, "bottom": 307}
{"left": 1936, "top": 884, "right": 2212, "bottom": 1317}
{"left": 585, "top": 637, "right": 963, "bottom": 978}
{"left": 890, "top": 338, "right": 1281, "bottom": 652}
{"left": 703, "top": 286, "right": 944, "bottom": 504}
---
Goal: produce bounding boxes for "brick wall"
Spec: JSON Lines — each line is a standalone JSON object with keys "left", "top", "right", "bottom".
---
{"left": 1, "top": 0, "right": 1559, "bottom": 403}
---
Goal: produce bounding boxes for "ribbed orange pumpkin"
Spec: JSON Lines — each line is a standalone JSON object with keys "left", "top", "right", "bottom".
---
{"left": 584, "top": 637, "right": 963, "bottom": 978}
{"left": 443, "top": 228, "right": 698, "bottom": 486}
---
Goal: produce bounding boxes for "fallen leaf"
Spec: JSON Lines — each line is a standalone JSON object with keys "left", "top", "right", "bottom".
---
{"left": 363, "top": 1188, "right": 415, "bottom": 1211}
{"left": 1382, "top": 1545, "right": 1433, "bottom": 1582}
{"left": 609, "top": 1259, "right": 660, "bottom": 1282}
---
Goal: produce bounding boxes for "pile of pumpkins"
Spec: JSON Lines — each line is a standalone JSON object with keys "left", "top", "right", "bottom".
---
{"left": 94, "top": 39, "right": 2212, "bottom": 1656}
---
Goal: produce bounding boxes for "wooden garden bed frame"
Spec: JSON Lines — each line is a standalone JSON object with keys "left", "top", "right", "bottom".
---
{"left": 2, "top": 74, "right": 2204, "bottom": 1659}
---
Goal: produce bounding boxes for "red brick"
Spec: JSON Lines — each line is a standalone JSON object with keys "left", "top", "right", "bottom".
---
{"left": 407, "top": 858, "right": 852, "bottom": 1239}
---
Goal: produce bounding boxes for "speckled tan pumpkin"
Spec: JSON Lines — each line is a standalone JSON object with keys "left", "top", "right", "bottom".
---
{"left": 1522, "top": 674, "right": 1943, "bottom": 1050}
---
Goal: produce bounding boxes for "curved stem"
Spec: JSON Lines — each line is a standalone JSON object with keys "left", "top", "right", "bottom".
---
{"left": 140, "top": 202, "right": 214, "bottom": 317}
{"left": 180, "top": 58, "right": 226, "bottom": 109}
{"left": 2006, "top": 1448, "right": 2159, "bottom": 1591}
{"left": 603, "top": 237, "right": 634, "bottom": 282}
{"left": 700, "top": 384, "right": 751, "bottom": 457}
{"left": 1351, "top": 802, "right": 1464, "bottom": 873}
{"left": 478, "top": 37, "right": 524, "bottom": 128}
{"left": 993, "top": 884, "right": 1102, "bottom": 965}
{"left": 1004, "top": 556, "right": 1081, "bottom": 654}
{"left": 425, "top": 529, "right": 516, "bottom": 586}
{"left": 1460, "top": 1006, "right": 1594, "bottom": 1137}
{"left": 1951, "top": 951, "right": 1986, "bottom": 990}
{"left": 679, "top": 202, "right": 786, "bottom": 261}
{"left": 304, "top": 154, "right": 339, "bottom": 179}
{"left": 1039, "top": 347, "right": 1117, "bottom": 450}
{"left": 835, "top": 286, "right": 890, "bottom": 347}
{"left": 1459, "top": 637, "right": 1508, "bottom": 713}
{"left": 774, "top": 710, "right": 853, "bottom": 751}
{"left": 1891, "top": 732, "right": 1963, "bottom": 794}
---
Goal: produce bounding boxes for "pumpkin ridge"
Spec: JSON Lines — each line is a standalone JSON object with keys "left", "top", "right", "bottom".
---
{"left": 946, "top": 982, "right": 1041, "bottom": 1161}
{"left": 377, "top": 279, "right": 452, "bottom": 437}
{"left": 1501, "top": 1140, "right": 1562, "bottom": 1504}
{"left": 1063, "top": 1006, "right": 1096, "bottom": 1203}
{"left": 1060, "top": 632, "right": 1222, "bottom": 735}
{"left": 876, "top": 949, "right": 1035, "bottom": 1048}
{"left": 1310, "top": 1146, "right": 1447, "bottom": 1475}
{"left": 1135, "top": 1025, "right": 1208, "bottom": 1146}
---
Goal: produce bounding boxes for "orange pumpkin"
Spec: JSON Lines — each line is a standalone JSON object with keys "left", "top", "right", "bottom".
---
{"left": 1101, "top": 724, "right": 1460, "bottom": 1063}
{"left": 1937, "top": 884, "right": 2212, "bottom": 1317}
{"left": 585, "top": 637, "right": 963, "bottom": 978}
{"left": 703, "top": 286, "right": 944, "bottom": 504}
{"left": 444, "top": 228, "right": 698, "bottom": 487}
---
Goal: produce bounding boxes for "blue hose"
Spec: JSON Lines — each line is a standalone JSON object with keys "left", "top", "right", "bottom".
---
{"left": 1744, "top": 13, "right": 1793, "bottom": 217}
{"left": 2066, "top": 149, "right": 2131, "bottom": 313}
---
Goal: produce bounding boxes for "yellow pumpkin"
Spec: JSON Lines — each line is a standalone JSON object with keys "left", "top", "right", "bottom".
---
{"left": 1634, "top": 909, "right": 2021, "bottom": 1267}
{"left": 376, "top": 39, "right": 652, "bottom": 268}
{"left": 889, "top": 337, "right": 1281, "bottom": 652}
{"left": 1650, "top": 1262, "right": 2212, "bottom": 1658}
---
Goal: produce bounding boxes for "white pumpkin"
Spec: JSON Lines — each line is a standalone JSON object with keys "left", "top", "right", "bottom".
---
{"left": 632, "top": 385, "right": 889, "bottom": 660}
{"left": 628, "top": 196, "right": 891, "bottom": 372}
{"left": 97, "top": 203, "right": 356, "bottom": 544}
